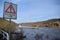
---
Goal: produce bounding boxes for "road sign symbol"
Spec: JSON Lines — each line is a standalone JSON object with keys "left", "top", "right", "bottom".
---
{"left": 5, "top": 4, "right": 16, "bottom": 14}
{"left": 3, "top": 2, "right": 17, "bottom": 19}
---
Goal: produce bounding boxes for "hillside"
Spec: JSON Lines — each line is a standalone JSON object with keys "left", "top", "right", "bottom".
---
{"left": 0, "top": 18, "right": 18, "bottom": 32}
{"left": 19, "top": 18, "right": 60, "bottom": 28}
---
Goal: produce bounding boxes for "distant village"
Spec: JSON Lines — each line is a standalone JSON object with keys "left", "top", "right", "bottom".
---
{"left": 19, "top": 18, "right": 60, "bottom": 28}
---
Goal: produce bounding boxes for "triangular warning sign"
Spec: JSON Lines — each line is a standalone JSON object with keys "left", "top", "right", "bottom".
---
{"left": 5, "top": 4, "right": 16, "bottom": 14}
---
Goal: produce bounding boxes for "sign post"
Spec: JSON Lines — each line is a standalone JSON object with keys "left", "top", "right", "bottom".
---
{"left": 3, "top": 2, "right": 17, "bottom": 40}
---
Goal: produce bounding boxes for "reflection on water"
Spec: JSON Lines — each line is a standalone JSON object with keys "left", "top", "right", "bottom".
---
{"left": 11, "top": 27, "right": 60, "bottom": 40}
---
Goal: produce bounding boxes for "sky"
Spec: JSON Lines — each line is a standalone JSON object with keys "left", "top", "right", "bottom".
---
{"left": 0, "top": 0, "right": 60, "bottom": 23}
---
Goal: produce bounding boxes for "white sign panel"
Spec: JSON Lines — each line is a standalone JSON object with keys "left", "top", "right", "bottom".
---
{"left": 3, "top": 2, "right": 17, "bottom": 19}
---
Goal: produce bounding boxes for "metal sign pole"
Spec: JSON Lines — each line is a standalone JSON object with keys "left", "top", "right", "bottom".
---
{"left": 9, "top": 3, "right": 12, "bottom": 40}
{"left": 9, "top": 19, "right": 11, "bottom": 40}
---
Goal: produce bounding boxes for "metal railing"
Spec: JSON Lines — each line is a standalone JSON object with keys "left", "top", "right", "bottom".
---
{"left": 0, "top": 29, "right": 9, "bottom": 40}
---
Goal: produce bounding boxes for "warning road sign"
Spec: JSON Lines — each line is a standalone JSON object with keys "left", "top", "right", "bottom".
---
{"left": 5, "top": 4, "right": 16, "bottom": 14}
{"left": 3, "top": 2, "right": 17, "bottom": 19}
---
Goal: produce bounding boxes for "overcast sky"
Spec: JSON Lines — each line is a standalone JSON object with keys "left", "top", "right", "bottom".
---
{"left": 0, "top": 0, "right": 60, "bottom": 23}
